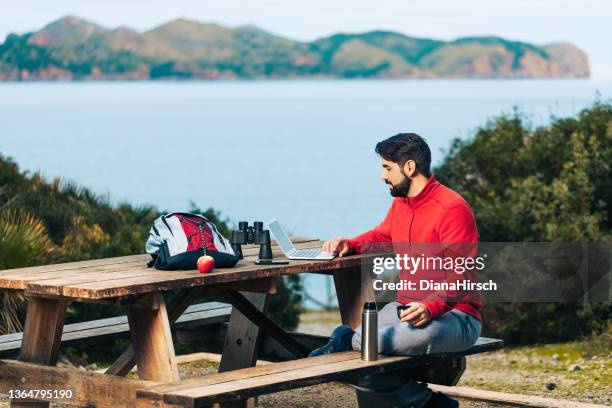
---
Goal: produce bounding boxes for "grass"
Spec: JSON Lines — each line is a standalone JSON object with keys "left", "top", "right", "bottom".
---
{"left": 460, "top": 324, "right": 612, "bottom": 405}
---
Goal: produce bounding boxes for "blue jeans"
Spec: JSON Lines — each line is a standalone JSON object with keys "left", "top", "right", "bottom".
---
{"left": 350, "top": 302, "right": 481, "bottom": 408}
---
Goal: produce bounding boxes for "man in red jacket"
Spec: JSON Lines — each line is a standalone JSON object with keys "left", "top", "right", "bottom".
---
{"left": 309, "top": 133, "right": 482, "bottom": 408}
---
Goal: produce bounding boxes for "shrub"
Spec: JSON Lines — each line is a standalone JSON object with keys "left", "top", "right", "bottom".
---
{"left": 435, "top": 101, "right": 612, "bottom": 344}
{"left": 0, "top": 210, "right": 54, "bottom": 334}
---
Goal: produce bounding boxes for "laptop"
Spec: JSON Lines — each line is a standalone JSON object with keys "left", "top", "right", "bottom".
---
{"left": 266, "top": 219, "right": 335, "bottom": 260}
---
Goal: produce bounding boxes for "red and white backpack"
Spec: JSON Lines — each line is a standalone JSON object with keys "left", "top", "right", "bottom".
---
{"left": 146, "top": 213, "right": 239, "bottom": 270}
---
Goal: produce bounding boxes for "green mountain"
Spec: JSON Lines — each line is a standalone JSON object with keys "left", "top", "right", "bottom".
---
{"left": 0, "top": 16, "right": 590, "bottom": 80}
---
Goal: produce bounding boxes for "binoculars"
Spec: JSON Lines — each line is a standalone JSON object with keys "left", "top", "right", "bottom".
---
{"left": 230, "top": 221, "right": 273, "bottom": 260}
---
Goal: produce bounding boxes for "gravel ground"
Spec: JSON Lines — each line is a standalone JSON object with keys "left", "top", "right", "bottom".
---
{"left": 0, "top": 356, "right": 603, "bottom": 408}
{"left": 0, "top": 359, "right": 534, "bottom": 408}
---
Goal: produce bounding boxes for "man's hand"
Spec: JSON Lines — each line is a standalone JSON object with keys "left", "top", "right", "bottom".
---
{"left": 399, "top": 302, "right": 431, "bottom": 327}
{"left": 322, "top": 237, "right": 353, "bottom": 257}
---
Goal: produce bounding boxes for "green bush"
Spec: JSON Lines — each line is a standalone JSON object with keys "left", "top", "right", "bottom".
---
{"left": 435, "top": 101, "right": 612, "bottom": 344}
{"left": 0, "top": 210, "right": 54, "bottom": 334}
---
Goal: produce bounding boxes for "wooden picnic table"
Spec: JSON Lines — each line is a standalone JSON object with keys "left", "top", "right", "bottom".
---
{"left": 0, "top": 237, "right": 376, "bottom": 408}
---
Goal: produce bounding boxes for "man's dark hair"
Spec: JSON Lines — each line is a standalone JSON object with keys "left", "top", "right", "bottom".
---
{"left": 375, "top": 133, "right": 431, "bottom": 177}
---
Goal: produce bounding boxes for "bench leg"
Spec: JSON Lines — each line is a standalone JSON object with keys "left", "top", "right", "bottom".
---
{"left": 333, "top": 266, "right": 374, "bottom": 329}
{"left": 127, "top": 291, "right": 180, "bottom": 383}
{"left": 333, "top": 266, "right": 375, "bottom": 408}
{"left": 224, "top": 290, "right": 310, "bottom": 358}
{"left": 10, "top": 297, "right": 67, "bottom": 408}
{"left": 218, "top": 291, "right": 269, "bottom": 408}
{"left": 107, "top": 287, "right": 205, "bottom": 376}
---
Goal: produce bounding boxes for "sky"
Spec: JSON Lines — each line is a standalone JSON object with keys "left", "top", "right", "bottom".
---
{"left": 2, "top": 0, "right": 612, "bottom": 79}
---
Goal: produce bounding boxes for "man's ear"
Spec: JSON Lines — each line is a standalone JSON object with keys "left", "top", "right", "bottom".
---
{"left": 403, "top": 160, "right": 416, "bottom": 177}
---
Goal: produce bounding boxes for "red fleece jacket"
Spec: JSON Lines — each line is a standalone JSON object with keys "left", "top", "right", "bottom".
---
{"left": 348, "top": 175, "right": 483, "bottom": 321}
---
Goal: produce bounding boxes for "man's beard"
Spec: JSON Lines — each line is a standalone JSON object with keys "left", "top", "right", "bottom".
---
{"left": 387, "top": 173, "right": 410, "bottom": 197}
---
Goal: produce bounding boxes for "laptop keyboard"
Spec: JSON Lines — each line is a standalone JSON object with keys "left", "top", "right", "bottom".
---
{"left": 293, "top": 250, "right": 321, "bottom": 257}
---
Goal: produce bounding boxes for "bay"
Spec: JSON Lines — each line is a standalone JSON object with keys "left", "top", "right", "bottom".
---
{"left": 1, "top": 79, "right": 610, "bottom": 308}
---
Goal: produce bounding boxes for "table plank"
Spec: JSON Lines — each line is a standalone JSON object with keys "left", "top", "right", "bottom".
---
{"left": 0, "top": 260, "right": 150, "bottom": 290}
{"left": 26, "top": 240, "right": 351, "bottom": 299}
{"left": 48, "top": 253, "right": 372, "bottom": 300}
{"left": 167, "top": 356, "right": 409, "bottom": 403}
{"left": 0, "top": 254, "right": 149, "bottom": 275}
{"left": 25, "top": 267, "right": 166, "bottom": 296}
{"left": 25, "top": 241, "right": 318, "bottom": 297}
{"left": 0, "top": 236, "right": 319, "bottom": 279}
{"left": 155, "top": 339, "right": 503, "bottom": 405}
{"left": 141, "top": 352, "right": 359, "bottom": 397}
{"left": 0, "top": 237, "right": 377, "bottom": 301}
{"left": 137, "top": 352, "right": 422, "bottom": 407}
{"left": 0, "top": 238, "right": 320, "bottom": 291}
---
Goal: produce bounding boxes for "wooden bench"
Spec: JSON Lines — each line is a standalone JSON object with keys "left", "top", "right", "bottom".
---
{"left": 136, "top": 337, "right": 503, "bottom": 407}
{"left": 0, "top": 302, "right": 232, "bottom": 358}
{"left": 0, "top": 336, "right": 502, "bottom": 408}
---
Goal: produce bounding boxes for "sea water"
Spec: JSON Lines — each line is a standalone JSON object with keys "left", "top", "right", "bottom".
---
{"left": 1, "top": 79, "right": 610, "bottom": 308}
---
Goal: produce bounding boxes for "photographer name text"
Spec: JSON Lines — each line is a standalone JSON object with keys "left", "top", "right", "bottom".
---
{"left": 372, "top": 278, "right": 497, "bottom": 291}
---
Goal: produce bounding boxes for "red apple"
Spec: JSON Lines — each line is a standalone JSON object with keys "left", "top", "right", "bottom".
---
{"left": 197, "top": 255, "right": 215, "bottom": 273}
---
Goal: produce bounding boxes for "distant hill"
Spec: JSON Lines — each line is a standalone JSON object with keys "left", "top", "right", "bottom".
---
{"left": 0, "top": 16, "right": 590, "bottom": 80}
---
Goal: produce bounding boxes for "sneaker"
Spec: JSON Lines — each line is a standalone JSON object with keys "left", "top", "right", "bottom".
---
{"left": 422, "top": 392, "right": 459, "bottom": 408}
{"left": 308, "top": 325, "right": 355, "bottom": 357}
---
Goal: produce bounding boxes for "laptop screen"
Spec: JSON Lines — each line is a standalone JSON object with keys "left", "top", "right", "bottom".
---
{"left": 266, "top": 219, "right": 295, "bottom": 253}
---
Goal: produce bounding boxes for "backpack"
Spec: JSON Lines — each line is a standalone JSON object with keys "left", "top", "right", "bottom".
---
{"left": 146, "top": 212, "right": 239, "bottom": 270}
